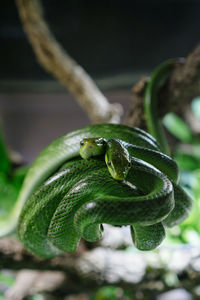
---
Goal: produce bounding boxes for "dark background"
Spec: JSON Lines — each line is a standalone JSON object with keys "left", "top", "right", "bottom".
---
{"left": 1, "top": 0, "right": 200, "bottom": 80}
{"left": 0, "top": 0, "right": 199, "bottom": 162}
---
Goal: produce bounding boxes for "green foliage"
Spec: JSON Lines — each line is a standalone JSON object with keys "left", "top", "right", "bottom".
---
{"left": 92, "top": 286, "right": 133, "bottom": 300}
{"left": 164, "top": 110, "right": 200, "bottom": 245}
{"left": 0, "top": 271, "right": 15, "bottom": 299}
{"left": 191, "top": 96, "right": 200, "bottom": 119}
{"left": 0, "top": 124, "right": 28, "bottom": 222}
{"left": 28, "top": 294, "right": 44, "bottom": 300}
{"left": 0, "top": 271, "right": 15, "bottom": 287}
{"left": 163, "top": 113, "right": 194, "bottom": 143}
{"left": 0, "top": 125, "right": 11, "bottom": 174}
{"left": 0, "top": 166, "right": 27, "bottom": 218}
{"left": 0, "top": 271, "right": 44, "bottom": 300}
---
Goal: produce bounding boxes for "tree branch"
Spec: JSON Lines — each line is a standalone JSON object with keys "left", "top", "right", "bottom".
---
{"left": 15, "top": 0, "right": 123, "bottom": 123}
{"left": 126, "top": 44, "right": 200, "bottom": 128}
{"left": 1, "top": 237, "right": 200, "bottom": 299}
{"left": 0, "top": 237, "right": 81, "bottom": 273}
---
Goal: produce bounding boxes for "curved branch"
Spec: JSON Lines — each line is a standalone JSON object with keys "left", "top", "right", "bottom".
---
{"left": 164, "top": 45, "right": 200, "bottom": 114}
{"left": 126, "top": 44, "right": 200, "bottom": 128}
{"left": 15, "top": 0, "right": 123, "bottom": 123}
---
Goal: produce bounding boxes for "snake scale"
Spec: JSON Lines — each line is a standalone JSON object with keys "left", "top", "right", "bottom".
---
{"left": 0, "top": 59, "right": 192, "bottom": 258}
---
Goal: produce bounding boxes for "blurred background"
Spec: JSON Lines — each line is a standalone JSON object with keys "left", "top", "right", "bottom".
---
{"left": 1, "top": 0, "right": 200, "bottom": 299}
{"left": 1, "top": 0, "right": 200, "bottom": 162}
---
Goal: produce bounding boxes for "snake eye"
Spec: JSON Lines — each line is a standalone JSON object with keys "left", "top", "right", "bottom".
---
{"left": 80, "top": 141, "right": 84, "bottom": 146}
{"left": 98, "top": 138, "right": 106, "bottom": 145}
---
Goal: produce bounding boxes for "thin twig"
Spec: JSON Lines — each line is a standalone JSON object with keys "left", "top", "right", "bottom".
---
{"left": 15, "top": 0, "right": 123, "bottom": 123}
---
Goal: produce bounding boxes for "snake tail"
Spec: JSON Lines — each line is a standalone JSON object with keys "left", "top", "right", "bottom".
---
{"left": 144, "top": 59, "right": 177, "bottom": 156}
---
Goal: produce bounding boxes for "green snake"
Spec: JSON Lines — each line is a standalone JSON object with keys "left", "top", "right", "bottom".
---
{"left": 0, "top": 59, "right": 192, "bottom": 258}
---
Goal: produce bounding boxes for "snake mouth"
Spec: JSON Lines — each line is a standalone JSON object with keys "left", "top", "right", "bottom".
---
{"left": 112, "top": 172, "right": 126, "bottom": 181}
{"left": 106, "top": 165, "right": 130, "bottom": 181}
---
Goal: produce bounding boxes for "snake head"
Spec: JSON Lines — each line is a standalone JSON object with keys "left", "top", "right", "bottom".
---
{"left": 79, "top": 137, "right": 107, "bottom": 160}
{"left": 105, "top": 138, "right": 131, "bottom": 181}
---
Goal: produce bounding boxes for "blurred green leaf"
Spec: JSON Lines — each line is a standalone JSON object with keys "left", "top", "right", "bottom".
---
{"left": 163, "top": 112, "right": 193, "bottom": 143}
{"left": 174, "top": 152, "right": 200, "bottom": 171}
{"left": 93, "top": 286, "right": 132, "bottom": 300}
{"left": 167, "top": 168, "right": 200, "bottom": 244}
{"left": 0, "top": 293, "right": 4, "bottom": 300}
{"left": 0, "top": 124, "right": 11, "bottom": 174}
{"left": 28, "top": 294, "right": 44, "bottom": 300}
{"left": 0, "top": 272, "right": 15, "bottom": 287}
{"left": 191, "top": 97, "right": 200, "bottom": 120}
{"left": 0, "top": 165, "right": 28, "bottom": 218}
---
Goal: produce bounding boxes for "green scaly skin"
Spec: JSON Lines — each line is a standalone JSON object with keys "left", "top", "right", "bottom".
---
{"left": 0, "top": 60, "right": 192, "bottom": 258}
{"left": 144, "top": 58, "right": 178, "bottom": 156}
{"left": 0, "top": 124, "right": 160, "bottom": 236}
{"left": 16, "top": 122, "right": 191, "bottom": 258}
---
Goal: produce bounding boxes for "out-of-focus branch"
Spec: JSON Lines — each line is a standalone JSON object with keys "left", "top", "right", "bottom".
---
{"left": 5, "top": 270, "right": 65, "bottom": 300}
{"left": 125, "top": 76, "right": 148, "bottom": 129}
{"left": 1, "top": 237, "right": 200, "bottom": 299}
{"left": 0, "top": 237, "right": 81, "bottom": 273}
{"left": 164, "top": 45, "right": 200, "bottom": 114}
{"left": 126, "top": 45, "right": 200, "bottom": 128}
{"left": 0, "top": 237, "right": 143, "bottom": 294}
{"left": 15, "top": 0, "right": 123, "bottom": 123}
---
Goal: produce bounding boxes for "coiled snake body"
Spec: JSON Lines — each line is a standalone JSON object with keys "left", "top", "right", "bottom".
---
{"left": 0, "top": 60, "right": 192, "bottom": 258}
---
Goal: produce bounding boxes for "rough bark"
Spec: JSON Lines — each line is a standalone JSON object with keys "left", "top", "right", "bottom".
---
{"left": 126, "top": 45, "right": 200, "bottom": 129}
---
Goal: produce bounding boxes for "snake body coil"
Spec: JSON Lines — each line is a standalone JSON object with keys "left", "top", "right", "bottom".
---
{"left": 0, "top": 60, "right": 192, "bottom": 258}
{"left": 16, "top": 123, "right": 191, "bottom": 258}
